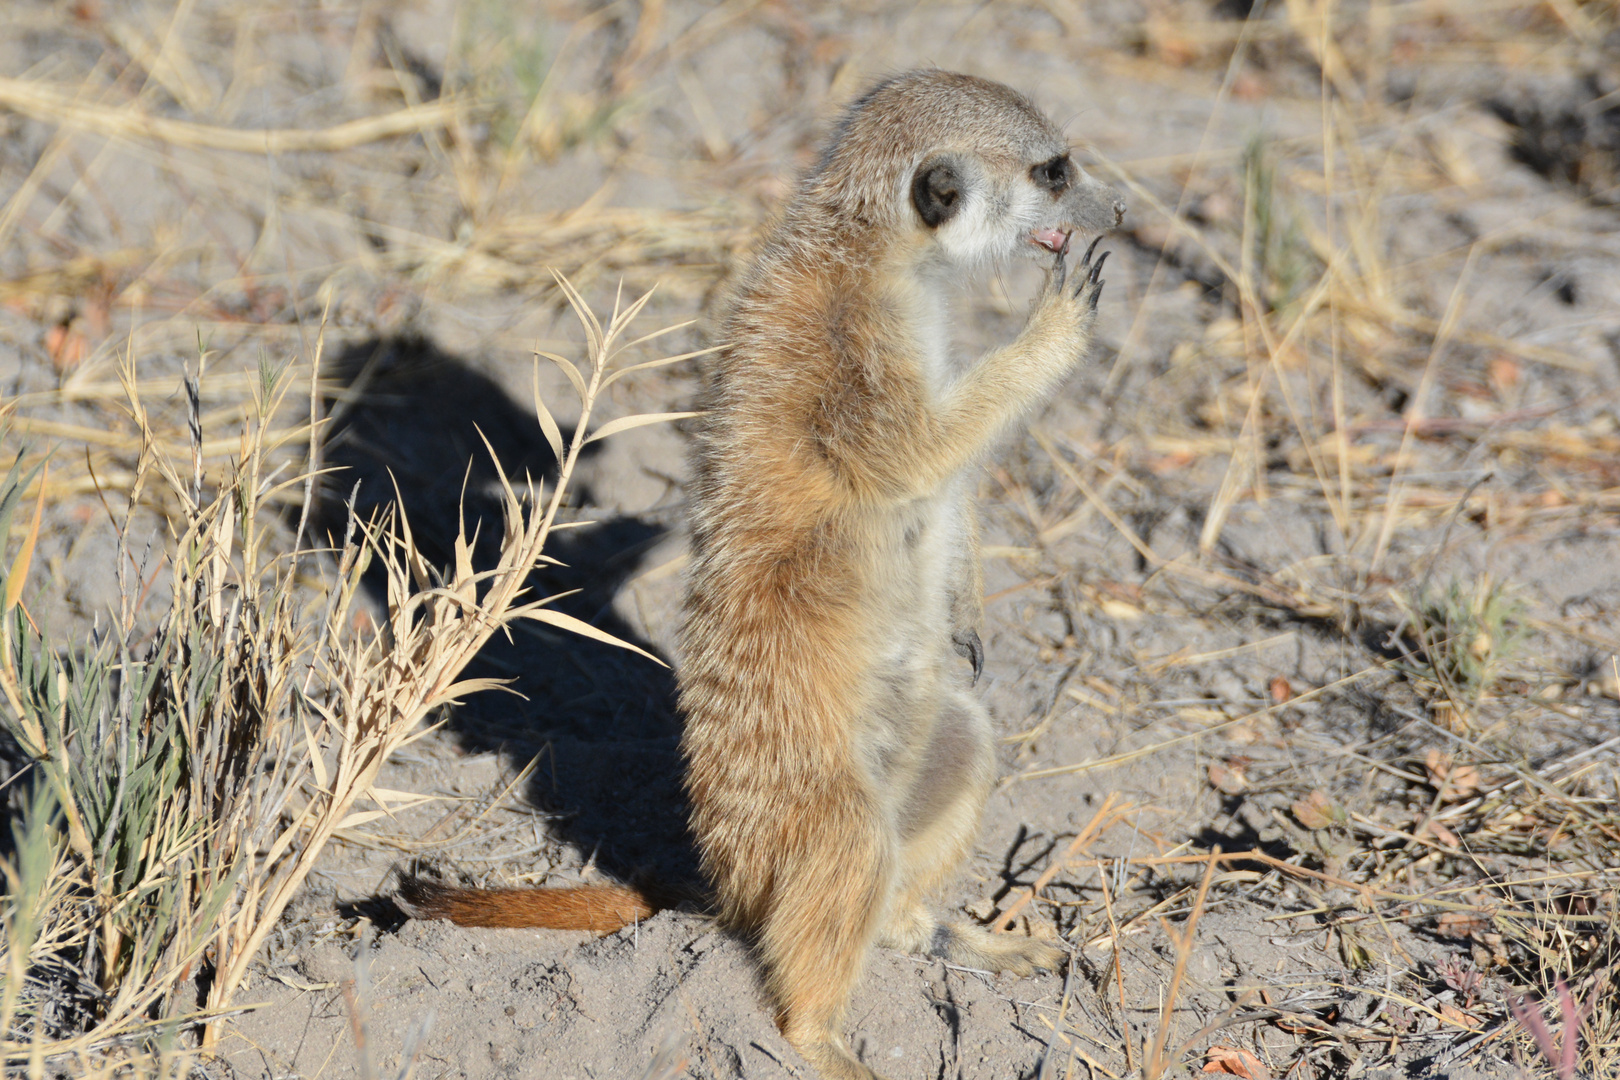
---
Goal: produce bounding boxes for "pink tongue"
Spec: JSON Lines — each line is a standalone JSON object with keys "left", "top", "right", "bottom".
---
{"left": 1032, "top": 228, "right": 1071, "bottom": 253}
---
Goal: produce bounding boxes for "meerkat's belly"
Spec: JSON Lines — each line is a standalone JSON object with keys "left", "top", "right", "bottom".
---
{"left": 855, "top": 477, "right": 972, "bottom": 788}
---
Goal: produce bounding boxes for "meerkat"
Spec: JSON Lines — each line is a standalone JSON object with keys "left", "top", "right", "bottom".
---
{"left": 678, "top": 70, "right": 1122, "bottom": 1079}
{"left": 398, "top": 69, "right": 1123, "bottom": 1080}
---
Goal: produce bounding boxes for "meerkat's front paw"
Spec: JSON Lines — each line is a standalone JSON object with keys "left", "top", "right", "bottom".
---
{"left": 951, "top": 627, "right": 983, "bottom": 684}
{"left": 932, "top": 921, "right": 1066, "bottom": 976}
{"left": 1053, "top": 235, "right": 1108, "bottom": 308}
{"left": 1041, "top": 235, "right": 1109, "bottom": 353}
{"left": 1073, "top": 235, "right": 1109, "bottom": 311}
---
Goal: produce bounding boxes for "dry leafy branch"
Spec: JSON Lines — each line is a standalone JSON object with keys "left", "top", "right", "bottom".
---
{"left": 0, "top": 277, "right": 698, "bottom": 1064}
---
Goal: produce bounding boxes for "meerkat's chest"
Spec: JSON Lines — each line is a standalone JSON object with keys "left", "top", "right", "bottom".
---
{"left": 901, "top": 279, "right": 963, "bottom": 397}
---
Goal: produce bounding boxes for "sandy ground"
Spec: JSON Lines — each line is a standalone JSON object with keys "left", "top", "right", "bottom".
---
{"left": 3, "top": 1, "right": 1619, "bottom": 1078}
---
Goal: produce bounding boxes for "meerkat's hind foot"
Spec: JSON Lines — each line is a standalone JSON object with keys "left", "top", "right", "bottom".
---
{"left": 931, "top": 920, "right": 1066, "bottom": 976}
{"left": 793, "top": 1038, "right": 888, "bottom": 1080}
{"left": 876, "top": 899, "right": 939, "bottom": 955}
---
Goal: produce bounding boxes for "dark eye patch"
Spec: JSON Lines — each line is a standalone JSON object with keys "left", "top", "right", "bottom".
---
{"left": 1031, "top": 154, "right": 1072, "bottom": 195}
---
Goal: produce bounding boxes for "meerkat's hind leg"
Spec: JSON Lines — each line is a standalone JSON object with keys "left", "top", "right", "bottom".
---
{"left": 874, "top": 897, "right": 938, "bottom": 955}
{"left": 762, "top": 795, "right": 895, "bottom": 1080}
{"left": 889, "top": 690, "right": 997, "bottom": 897}
{"left": 875, "top": 690, "right": 987, "bottom": 959}
{"left": 878, "top": 901, "right": 1065, "bottom": 976}
{"left": 877, "top": 690, "right": 1066, "bottom": 977}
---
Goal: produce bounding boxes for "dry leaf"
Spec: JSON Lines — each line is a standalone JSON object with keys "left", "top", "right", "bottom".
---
{"left": 1448, "top": 764, "right": 1481, "bottom": 797}
{"left": 1202, "top": 1044, "right": 1271, "bottom": 1079}
{"left": 1436, "top": 911, "right": 1489, "bottom": 939}
{"left": 45, "top": 322, "right": 87, "bottom": 373}
{"left": 1099, "top": 598, "right": 1141, "bottom": 620}
{"left": 1424, "top": 749, "right": 1450, "bottom": 784}
{"left": 3, "top": 464, "right": 46, "bottom": 614}
{"left": 1230, "top": 73, "right": 1268, "bottom": 102}
{"left": 1437, "top": 1002, "right": 1481, "bottom": 1029}
{"left": 1198, "top": 190, "right": 1238, "bottom": 226}
{"left": 585, "top": 410, "right": 702, "bottom": 444}
{"left": 1292, "top": 790, "right": 1342, "bottom": 830}
{"left": 1224, "top": 717, "right": 1269, "bottom": 746}
{"left": 1424, "top": 749, "right": 1481, "bottom": 800}
{"left": 1209, "top": 759, "right": 1248, "bottom": 795}
{"left": 1487, "top": 354, "right": 1521, "bottom": 394}
{"left": 1141, "top": 13, "right": 1199, "bottom": 68}
{"left": 1421, "top": 819, "right": 1462, "bottom": 847}
{"left": 1146, "top": 449, "right": 1197, "bottom": 473}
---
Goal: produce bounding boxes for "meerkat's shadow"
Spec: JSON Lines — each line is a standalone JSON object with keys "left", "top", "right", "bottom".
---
{"left": 310, "top": 334, "right": 696, "bottom": 890}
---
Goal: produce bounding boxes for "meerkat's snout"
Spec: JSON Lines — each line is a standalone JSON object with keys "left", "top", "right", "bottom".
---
{"left": 1027, "top": 152, "right": 1126, "bottom": 253}
{"left": 1071, "top": 171, "right": 1127, "bottom": 232}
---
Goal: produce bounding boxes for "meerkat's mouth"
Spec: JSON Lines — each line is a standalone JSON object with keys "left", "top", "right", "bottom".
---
{"left": 1031, "top": 227, "right": 1071, "bottom": 253}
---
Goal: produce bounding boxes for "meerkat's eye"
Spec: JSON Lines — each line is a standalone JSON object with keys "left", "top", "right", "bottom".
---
{"left": 1031, "top": 154, "right": 1072, "bottom": 195}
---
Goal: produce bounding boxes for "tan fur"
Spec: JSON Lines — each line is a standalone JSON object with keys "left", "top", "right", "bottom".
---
{"left": 678, "top": 70, "right": 1124, "bottom": 1079}
{"left": 395, "top": 878, "right": 654, "bottom": 933}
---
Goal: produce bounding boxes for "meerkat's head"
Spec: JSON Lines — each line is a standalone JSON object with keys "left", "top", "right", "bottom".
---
{"left": 807, "top": 70, "right": 1126, "bottom": 268}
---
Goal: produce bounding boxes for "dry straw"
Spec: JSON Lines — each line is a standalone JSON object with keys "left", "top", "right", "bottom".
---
{"left": 0, "top": 76, "right": 461, "bottom": 155}
{"left": 0, "top": 277, "right": 701, "bottom": 1064}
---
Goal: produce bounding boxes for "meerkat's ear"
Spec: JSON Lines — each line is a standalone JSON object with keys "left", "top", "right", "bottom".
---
{"left": 911, "top": 156, "right": 963, "bottom": 228}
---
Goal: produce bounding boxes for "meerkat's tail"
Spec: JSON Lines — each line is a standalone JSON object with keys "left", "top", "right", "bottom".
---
{"left": 396, "top": 876, "right": 657, "bottom": 933}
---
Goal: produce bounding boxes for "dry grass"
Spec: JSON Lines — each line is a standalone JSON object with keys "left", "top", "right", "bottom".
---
{"left": 0, "top": 278, "right": 694, "bottom": 1067}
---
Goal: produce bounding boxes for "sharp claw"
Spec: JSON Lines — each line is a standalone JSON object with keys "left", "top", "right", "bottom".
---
{"left": 1075, "top": 249, "right": 1110, "bottom": 299}
{"left": 1080, "top": 235, "right": 1102, "bottom": 269}
{"left": 1089, "top": 249, "right": 1110, "bottom": 284}
{"left": 954, "top": 629, "right": 984, "bottom": 685}
{"left": 1089, "top": 279, "right": 1105, "bottom": 311}
{"left": 1053, "top": 249, "right": 1067, "bottom": 291}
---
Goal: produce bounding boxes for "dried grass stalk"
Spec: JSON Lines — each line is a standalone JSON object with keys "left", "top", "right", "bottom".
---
{"left": 0, "top": 277, "right": 698, "bottom": 1064}
{"left": 0, "top": 76, "right": 461, "bottom": 154}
